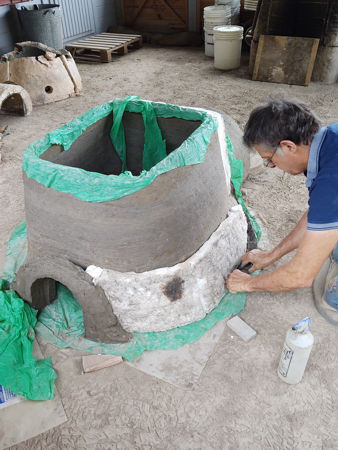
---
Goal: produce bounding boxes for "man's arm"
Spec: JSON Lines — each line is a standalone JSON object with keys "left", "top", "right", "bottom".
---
{"left": 226, "top": 228, "right": 338, "bottom": 293}
{"left": 241, "top": 210, "right": 308, "bottom": 273}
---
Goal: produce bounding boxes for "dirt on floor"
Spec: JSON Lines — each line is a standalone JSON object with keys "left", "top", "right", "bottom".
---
{"left": 1, "top": 46, "right": 337, "bottom": 449}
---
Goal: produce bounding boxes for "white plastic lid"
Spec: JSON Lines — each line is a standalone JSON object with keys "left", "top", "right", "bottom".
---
{"left": 204, "top": 5, "right": 230, "bottom": 16}
{"left": 204, "top": 5, "right": 228, "bottom": 11}
{"left": 214, "top": 25, "right": 243, "bottom": 33}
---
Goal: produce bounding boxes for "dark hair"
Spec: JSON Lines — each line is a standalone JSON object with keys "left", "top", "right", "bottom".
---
{"left": 243, "top": 97, "right": 321, "bottom": 149}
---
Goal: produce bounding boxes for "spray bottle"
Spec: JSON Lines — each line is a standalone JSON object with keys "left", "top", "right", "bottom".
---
{"left": 278, "top": 317, "right": 314, "bottom": 384}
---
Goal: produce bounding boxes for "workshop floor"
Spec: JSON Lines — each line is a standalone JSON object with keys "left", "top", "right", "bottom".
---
{"left": 1, "top": 46, "right": 337, "bottom": 449}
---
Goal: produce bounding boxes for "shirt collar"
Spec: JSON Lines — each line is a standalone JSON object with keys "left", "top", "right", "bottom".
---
{"left": 305, "top": 127, "right": 327, "bottom": 188}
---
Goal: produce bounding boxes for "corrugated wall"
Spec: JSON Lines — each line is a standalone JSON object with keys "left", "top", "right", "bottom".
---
{"left": 0, "top": 0, "right": 121, "bottom": 55}
{"left": 48, "top": 0, "right": 96, "bottom": 43}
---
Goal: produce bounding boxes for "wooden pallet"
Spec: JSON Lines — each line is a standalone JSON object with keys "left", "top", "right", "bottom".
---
{"left": 66, "top": 32, "right": 143, "bottom": 63}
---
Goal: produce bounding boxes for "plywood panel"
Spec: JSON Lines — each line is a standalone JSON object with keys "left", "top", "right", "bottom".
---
{"left": 252, "top": 35, "right": 320, "bottom": 86}
{"left": 123, "top": 0, "right": 189, "bottom": 32}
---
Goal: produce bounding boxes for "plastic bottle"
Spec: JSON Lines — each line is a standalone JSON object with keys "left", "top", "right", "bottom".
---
{"left": 277, "top": 317, "right": 314, "bottom": 384}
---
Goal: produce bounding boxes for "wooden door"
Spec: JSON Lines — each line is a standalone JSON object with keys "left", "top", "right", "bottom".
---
{"left": 122, "top": 0, "right": 189, "bottom": 32}
{"left": 196, "top": 0, "right": 214, "bottom": 33}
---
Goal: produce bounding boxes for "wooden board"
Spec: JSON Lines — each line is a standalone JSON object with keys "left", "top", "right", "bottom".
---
{"left": 196, "top": 0, "right": 214, "bottom": 33}
{"left": 122, "top": 0, "right": 189, "bottom": 32}
{"left": 252, "top": 35, "right": 319, "bottom": 86}
{"left": 66, "top": 32, "right": 143, "bottom": 63}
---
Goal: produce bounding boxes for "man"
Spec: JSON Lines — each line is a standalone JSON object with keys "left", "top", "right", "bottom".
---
{"left": 226, "top": 98, "right": 338, "bottom": 305}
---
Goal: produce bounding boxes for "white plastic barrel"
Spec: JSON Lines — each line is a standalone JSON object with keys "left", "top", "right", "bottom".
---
{"left": 213, "top": 25, "right": 243, "bottom": 70}
{"left": 204, "top": 6, "right": 231, "bottom": 57}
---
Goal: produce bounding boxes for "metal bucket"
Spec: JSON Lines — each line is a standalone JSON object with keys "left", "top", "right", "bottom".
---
{"left": 17, "top": 4, "right": 63, "bottom": 50}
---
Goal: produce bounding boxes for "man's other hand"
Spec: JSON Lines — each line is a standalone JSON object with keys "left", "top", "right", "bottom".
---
{"left": 241, "top": 249, "right": 274, "bottom": 273}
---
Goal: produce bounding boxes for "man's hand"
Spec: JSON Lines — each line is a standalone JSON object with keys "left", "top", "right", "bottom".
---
{"left": 226, "top": 269, "right": 252, "bottom": 293}
{"left": 240, "top": 249, "right": 275, "bottom": 273}
{"left": 227, "top": 229, "right": 338, "bottom": 293}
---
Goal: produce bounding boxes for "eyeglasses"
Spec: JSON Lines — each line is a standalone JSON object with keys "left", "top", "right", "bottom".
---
{"left": 263, "top": 147, "right": 278, "bottom": 167}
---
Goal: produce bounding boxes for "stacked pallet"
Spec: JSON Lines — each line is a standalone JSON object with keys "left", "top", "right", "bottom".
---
{"left": 66, "top": 32, "right": 142, "bottom": 63}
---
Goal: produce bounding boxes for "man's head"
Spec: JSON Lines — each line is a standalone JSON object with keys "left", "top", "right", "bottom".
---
{"left": 243, "top": 98, "right": 321, "bottom": 174}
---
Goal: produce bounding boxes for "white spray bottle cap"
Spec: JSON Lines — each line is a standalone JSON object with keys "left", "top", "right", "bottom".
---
{"left": 292, "top": 317, "right": 311, "bottom": 333}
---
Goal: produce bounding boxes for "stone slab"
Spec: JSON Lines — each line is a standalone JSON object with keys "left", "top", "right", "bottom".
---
{"left": 87, "top": 205, "right": 247, "bottom": 332}
{"left": 127, "top": 319, "right": 227, "bottom": 388}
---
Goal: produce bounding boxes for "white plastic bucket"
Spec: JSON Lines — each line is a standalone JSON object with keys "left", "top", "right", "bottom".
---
{"left": 203, "top": 6, "right": 231, "bottom": 57}
{"left": 213, "top": 25, "right": 243, "bottom": 70}
{"left": 204, "top": 5, "right": 231, "bottom": 19}
{"left": 214, "top": 0, "right": 232, "bottom": 6}
{"left": 205, "top": 26, "right": 223, "bottom": 57}
{"left": 204, "top": 18, "right": 225, "bottom": 57}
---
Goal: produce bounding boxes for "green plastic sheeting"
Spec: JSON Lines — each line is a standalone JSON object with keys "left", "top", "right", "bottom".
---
{"left": 2, "top": 221, "right": 27, "bottom": 285}
{"left": 226, "top": 136, "right": 262, "bottom": 241}
{"left": 35, "top": 284, "right": 246, "bottom": 362}
{"left": 111, "top": 96, "right": 167, "bottom": 172}
{"left": 0, "top": 284, "right": 57, "bottom": 400}
{"left": 22, "top": 97, "right": 218, "bottom": 203}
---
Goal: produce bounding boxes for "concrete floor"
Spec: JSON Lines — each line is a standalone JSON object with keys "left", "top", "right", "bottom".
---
{"left": 1, "top": 46, "right": 338, "bottom": 449}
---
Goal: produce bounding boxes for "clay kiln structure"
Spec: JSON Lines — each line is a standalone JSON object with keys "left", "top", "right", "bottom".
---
{"left": 13, "top": 99, "right": 250, "bottom": 342}
{"left": 0, "top": 83, "right": 32, "bottom": 116}
{"left": 0, "top": 42, "right": 82, "bottom": 106}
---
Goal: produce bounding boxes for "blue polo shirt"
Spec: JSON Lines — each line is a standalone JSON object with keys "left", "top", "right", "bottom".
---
{"left": 306, "top": 124, "right": 338, "bottom": 230}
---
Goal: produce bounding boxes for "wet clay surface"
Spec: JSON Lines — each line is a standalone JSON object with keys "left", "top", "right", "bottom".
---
{"left": 162, "top": 277, "right": 185, "bottom": 302}
{"left": 1, "top": 47, "right": 337, "bottom": 448}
